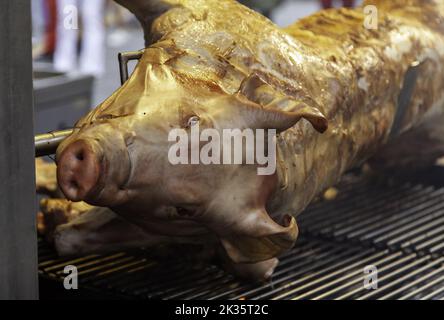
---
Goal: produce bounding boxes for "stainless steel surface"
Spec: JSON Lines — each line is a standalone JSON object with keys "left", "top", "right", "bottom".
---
{"left": 33, "top": 63, "right": 94, "bottom": 134}
{"left": 0, "top": 0, "right": 39, "bottom": 299}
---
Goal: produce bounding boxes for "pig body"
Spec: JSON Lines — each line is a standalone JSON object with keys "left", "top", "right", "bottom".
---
{"left": 52, "top": 0, "right": 444, "bottom": 279}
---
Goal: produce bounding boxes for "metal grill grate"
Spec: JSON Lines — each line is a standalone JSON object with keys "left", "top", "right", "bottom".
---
{"left": 38, "top": 174, "right": 444, "bottom": 300}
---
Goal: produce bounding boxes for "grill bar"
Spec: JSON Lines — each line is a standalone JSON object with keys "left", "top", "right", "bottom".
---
{"left": 335, "top": 254, "right": 425, "bottom": 300}
{"left": 38, "top": 174, "right": 444, "bottom": 300}
{"left": 297, "top": 251, "right": 396, "bottom": 300}
{"left": 359, "top": 257, "right": 443, "bottom": 300}
{"left": 381, "top": 261, "right": 444, "bottom": 300}
{"left": 233, "top": 246, "right": 366, "bottom": 300}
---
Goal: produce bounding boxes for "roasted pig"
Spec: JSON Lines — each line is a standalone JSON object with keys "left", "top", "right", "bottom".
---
{"left": 41, "top": 0, "right": 444, "bottom": 279}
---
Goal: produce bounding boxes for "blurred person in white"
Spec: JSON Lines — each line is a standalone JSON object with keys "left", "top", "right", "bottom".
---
{"left": 32, "top": 0, "right": 45, "bottom": 51}
{"left": 54, "top": 0, "right": 106, "bottom": 77}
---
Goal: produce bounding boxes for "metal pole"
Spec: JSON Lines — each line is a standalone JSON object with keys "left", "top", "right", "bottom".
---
{"left": 0, "top": 0, "right": 39, "bottom": 299}
{"left": 35, "top": 129, "right": 73, "bottom": 157}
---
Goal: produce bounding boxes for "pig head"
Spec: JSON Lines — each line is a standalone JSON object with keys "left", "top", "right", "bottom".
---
{"left": 55, "top": 0, "right": 328, "bottom": 264}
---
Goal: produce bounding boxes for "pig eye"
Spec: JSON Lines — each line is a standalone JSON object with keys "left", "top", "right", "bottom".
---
{"left": 187, "top": 116, "right": 200, "bottom": 127}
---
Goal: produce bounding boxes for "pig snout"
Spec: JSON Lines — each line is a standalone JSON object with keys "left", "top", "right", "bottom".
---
{"left": 57, "top": 139, "right": 103, "bottom": 202}
{"left": 56, "top": 125, "right": 133, "bottom": 207}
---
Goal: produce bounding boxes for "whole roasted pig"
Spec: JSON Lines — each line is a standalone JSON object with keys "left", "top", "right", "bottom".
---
{"left": 46, "top": 0, "right": 444, "bottom": 279}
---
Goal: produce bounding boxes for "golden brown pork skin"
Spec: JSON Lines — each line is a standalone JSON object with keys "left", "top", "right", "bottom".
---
{"left": 50, "top": 0, "right": 444, "bottom": 279}
{"left": 35, "top": 158, "right": 60, "bottom": 197}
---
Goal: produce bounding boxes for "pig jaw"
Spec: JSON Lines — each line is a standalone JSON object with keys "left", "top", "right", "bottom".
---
{"left": 56, "top": 124, "right": 133, "bottom": 207}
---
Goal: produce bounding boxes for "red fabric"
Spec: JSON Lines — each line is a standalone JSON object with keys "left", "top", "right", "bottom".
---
{"left": 320, "top": 0, "right": 355, "bottom": 9}
{"left": 342, "top": 0, "right": 355, "bottom": 7}
{"left": 44, "top": 0, "right": 57, "bottom": 55}
{"left": 321, "top": 0, "right": 333, "bottom": 8}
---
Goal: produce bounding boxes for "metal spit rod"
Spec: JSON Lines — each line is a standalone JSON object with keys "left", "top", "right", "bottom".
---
{"left": 35, "top": 129, "right": 73, "bottom": 157}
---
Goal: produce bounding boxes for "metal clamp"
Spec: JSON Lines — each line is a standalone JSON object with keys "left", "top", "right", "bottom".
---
{"left": 389, "top": 60, "right": 422, "bottom": 139}
{"left": 118, "top": 50, "right": 144, "bottom": 85}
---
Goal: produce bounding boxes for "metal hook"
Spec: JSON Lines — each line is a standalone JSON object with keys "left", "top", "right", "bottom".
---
{"left": 118, "top": 50, "right": 144, "bottom": 85}
{"left": 35, "top": 51, "right": 145, "bottom": 157}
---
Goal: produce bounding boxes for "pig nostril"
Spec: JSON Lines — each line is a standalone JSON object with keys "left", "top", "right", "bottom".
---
{"left": 70, "top": 180, "right": 79, "bottom": 190}
{"left": 75, "top": 151, "right": 84, "bottom": 161}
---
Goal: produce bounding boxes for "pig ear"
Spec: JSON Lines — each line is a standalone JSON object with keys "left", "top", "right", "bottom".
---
{"left": 237, "top": 74, "right": 328, "bottom": 133}
{"left": 114, "top": 0, "right": 180, "bottom": 45}
{"left": 114, "top": 0, "right": 206, "bottom": 46}
{"left": 218, "top": 211, "right": 299, "bottom": 264}
{"left": 113, "top": 0, "right": 171, "bottom": 27}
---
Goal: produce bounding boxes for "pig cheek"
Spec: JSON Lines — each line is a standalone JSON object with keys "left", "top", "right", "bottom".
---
{"left": 90, "top": 147, "right": 132, "bottom": 206}
{"left": 124, "top": 145, "right": 161, "bottom": 194}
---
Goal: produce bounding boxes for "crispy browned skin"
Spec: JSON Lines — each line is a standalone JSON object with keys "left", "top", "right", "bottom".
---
{"left": 38, "top": 199, "right": 93, "bottom": 241}
{"left": 35, "top": 158, "right": 59, "bottom": 197}
{"left": 106, "top": 0, "right": 444, "bottom": 216}
{"left": 269, "top": 1, "right": 444, "bottom": 216}
{"left": 49, "top": 0, "right": 444, "bottom": 279}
